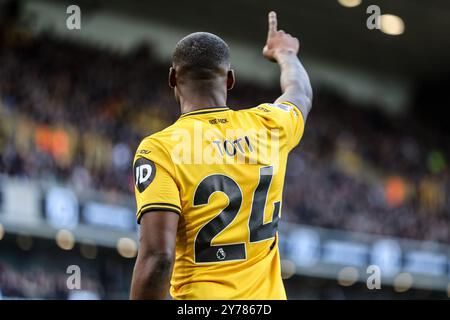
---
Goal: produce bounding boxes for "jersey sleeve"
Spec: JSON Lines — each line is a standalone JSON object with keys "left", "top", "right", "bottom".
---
{"left": 133, "top": 137, "right": 181, "bottom": 224}
{"left": 250, "top": 101, "right": 305, "bottom": 151}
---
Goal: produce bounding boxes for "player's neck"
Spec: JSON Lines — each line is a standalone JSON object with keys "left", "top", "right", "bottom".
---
{"left": 179, "top": 94, "right": 227, "bottom": 115}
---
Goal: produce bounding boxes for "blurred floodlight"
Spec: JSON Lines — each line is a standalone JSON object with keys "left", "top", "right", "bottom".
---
{"left": 117, "top": 237, "right": 137, "bottom": 258}
{"left": 56, "top": 229, "right": 75, "bottom": 250}
{"left": 380, "top": 14, "right": 405, "bottom": 36}
{"left": 337, "top": 0, "right": 361, "bottom": 8}
{"left": 281, "top": 259, "right": 296, "bottom": 279}
{"left": 393, "top": 272, "right": 413, "bottom": 292}
{"left": 0, "top": 223, "right": 4, "bottom": 240}
{"left": 337, "top": 266, "right": 359, "bottom": 286}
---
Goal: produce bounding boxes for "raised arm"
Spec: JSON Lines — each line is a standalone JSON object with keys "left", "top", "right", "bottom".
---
{"left": 263, "top": 11, "right": 313, "bottom": 120}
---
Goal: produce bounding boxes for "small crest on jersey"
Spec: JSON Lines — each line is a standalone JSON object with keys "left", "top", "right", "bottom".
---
{"left": 216, "top": 248, "right": 226, "bottom": 261}
{"left": 134, "top": 158, "right": 156, "bottom": 193}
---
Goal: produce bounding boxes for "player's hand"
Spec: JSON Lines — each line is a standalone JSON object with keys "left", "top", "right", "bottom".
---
{"left": 263, "top": 11, "right": 299, "bottom": 62}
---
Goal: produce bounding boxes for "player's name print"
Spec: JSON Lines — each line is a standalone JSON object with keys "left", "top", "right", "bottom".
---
{"left": 169, "top": 122, "right": 280, "bottom": 167}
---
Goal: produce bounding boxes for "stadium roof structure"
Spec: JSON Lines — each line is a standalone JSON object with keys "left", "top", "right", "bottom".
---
{"left": 44, "top": 0, "right": 450, "bottom": 80}
{"left": 20, "top": 0, "right": 450, "bottom": 112}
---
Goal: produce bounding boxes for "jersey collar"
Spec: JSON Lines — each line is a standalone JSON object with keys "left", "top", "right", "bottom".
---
{"left": 180, "top": 106, "right": 230, "bottom": 118}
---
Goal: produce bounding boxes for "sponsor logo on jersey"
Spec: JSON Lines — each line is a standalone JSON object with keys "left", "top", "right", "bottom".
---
{"left": 134, "top": 158, "right": 156, "bottom": 192}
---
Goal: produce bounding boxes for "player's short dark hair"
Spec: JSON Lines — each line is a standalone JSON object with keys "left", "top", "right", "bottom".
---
{"left": 172, "top": 32, "right": 230, "bottom": 79}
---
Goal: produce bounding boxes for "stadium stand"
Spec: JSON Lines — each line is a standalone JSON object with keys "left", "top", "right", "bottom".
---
{"left": 1, "top": 28, "right": 449, "bottom": 243}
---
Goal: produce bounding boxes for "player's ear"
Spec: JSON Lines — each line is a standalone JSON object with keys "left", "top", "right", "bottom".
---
{"left": 168, "top": 67, "right": 177, "bottom": 88}
{"left": 227, "top": 69, "right": 235, "bottom": 90}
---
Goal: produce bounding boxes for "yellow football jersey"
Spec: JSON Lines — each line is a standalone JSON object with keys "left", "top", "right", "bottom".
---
{"left": 133, "top": 101, "right": 305, "bottom": 300}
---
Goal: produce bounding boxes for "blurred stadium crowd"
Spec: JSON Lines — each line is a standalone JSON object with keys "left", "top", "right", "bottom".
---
{"left": 1, "top": 26, "right": 449, "bottom": 244}
{"left": 0, "top": 237, "right": 133, "bottom": 299}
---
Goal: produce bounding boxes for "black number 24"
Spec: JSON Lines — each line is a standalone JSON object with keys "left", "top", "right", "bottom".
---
{"left": 193, "top": 166, "right": 280, "bottom": 263}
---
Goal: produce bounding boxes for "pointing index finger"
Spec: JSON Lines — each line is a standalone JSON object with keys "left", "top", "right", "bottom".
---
{"left": 268, "top": 11, "right": 277, "bottom": 36}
